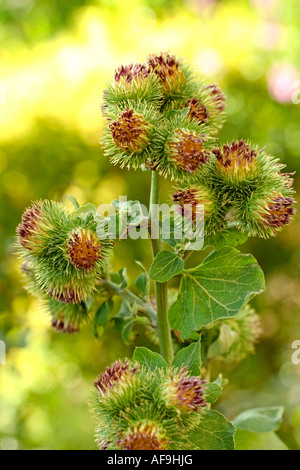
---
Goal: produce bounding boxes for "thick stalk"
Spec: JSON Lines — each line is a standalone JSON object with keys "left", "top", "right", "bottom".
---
{"left": 149, "top": 171, "right": 174, "bottom": 364}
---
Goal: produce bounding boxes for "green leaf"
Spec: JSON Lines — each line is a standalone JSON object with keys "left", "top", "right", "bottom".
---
{"left": 122, "top": 319, "right": 136, "bottom": 345}
{"left": 172, "top": 340, "right": 201, "bottom": 376}
{"left": 132, "top": 347, "right": 167, "bottom": 372}
{"left": 185, "top": 410, "right": 235, "bottom": 450}
{"left": 149, "top": 250, "right": 184, "bottom": 283}
{"left": 94, "top": 299, "right": 114, "bottom": 338}
{"left": 134, "top": 261, "right": 149, "bottom": 297}
{"left": 110, "top": 268, "right": 128, "bottom": 289}
{"left": 204, "top": 382, "right": 222, "bottom": 404}
{"left": 67, "top": 194, "right": 80, "bottom": 210}
{"left": 169, "top": 247, "right": 265, "bottom": 340}
{"left": 233, "top": 407, "right": 284, "bottom": 433}
{"left": 235, "top": 430, "right": 288, "bottom": 450}
{"left": 204, "top": 226, "right": 249, "bottom": 251}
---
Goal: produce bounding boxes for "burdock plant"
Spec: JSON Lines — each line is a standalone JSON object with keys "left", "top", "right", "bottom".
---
{"left": 16, "top": 52, "right": 295, "bottom": 450}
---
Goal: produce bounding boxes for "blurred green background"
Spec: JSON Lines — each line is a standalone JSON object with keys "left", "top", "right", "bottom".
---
{"left": 0, "top": 0, "right": 300, "bottom": 450}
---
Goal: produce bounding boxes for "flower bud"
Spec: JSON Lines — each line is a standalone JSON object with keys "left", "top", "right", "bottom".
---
{"left": 67, "top": 228, "right": 102, "bottom": 272}
{"left": 147, "top": 52, "right": 193, "bottom": 104}
{"left": 94, "top": 359, "right": 137, "bottom": 396}
{"left": 103, "top": 62, "right": 162, "bottom": 111}
{"left": 16, "top": 200, "right": 66, "bottom": 255}
{"left": 45, "top": 296, "right": 89, "bottom": 333}
{"left": 103, "top": 103, "right": 162, "bottom": 170}
{"left": 259, "top": 193, "right": 296, "bottom": 234}
{"left": 184, "top": 83, "right": 226, "bottom": 133}
{"left": 109, "top": 109, "right": 150, "bottom": 153}
{"left": 172, "top": 184, "right": 227, "bottom": 235}
{"left": 163, "top": 367, "right": 207, "bottom": 413}
{"left": 213, "top": 140, "right": 258, "bottom": 182}
{"left": 117, "top": 422, "right": 169, "bottom": 450}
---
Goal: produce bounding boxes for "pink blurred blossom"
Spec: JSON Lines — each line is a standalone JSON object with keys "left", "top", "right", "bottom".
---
{"left": 268, "top": 63, "right": 299, "bottom": 104}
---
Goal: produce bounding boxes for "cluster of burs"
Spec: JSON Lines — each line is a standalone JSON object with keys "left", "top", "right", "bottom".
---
{"left": 16, "top": 52, "right": 296, "bottom": 450}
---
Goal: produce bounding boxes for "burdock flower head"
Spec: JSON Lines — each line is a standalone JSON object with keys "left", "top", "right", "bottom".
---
{"left": 172, "top": 182, "right": 227, "bottom": 235}
{"left": 259, "top": 193, "right": 296, "bottom": 235}
{"left": 67, "top": 228, "right": 102, "bottom": 272}
{"left": 23, "top": 205, "right": 113, "bottom": 304}
{"left": 173, "top": 186, "right": 214, "bottom": 221}
{"left": 109, "top": 109, "right": 150, "bottom": 153}
{"left": 163, "top": 367, "right": 207, "bottom": 413}
{"left": 94, "top": 359, "right": 137, "bottom": 397}
{"left": 103, "top": 103, "right": 162, "bottom": 170}
{"left": 47, "top": 298, "right": 89, "bottom": 334}
{"left": 158, "top": 114, "right": 212, "bottom": 180}
{"left": 213, "top": 140, "right": 258, "bottom": 182}
{"left": 117, "top": 422, "right": 169, "bottom": 451}
{"left": 16, "top": 200, "right": 66, "bottom": 255}
{"left": 184, "top": 83, "right": 226, "bottom": 133}
{"left": 103, "top": 62, "right": 162, "bottom": 111}
{"left": 147, "top": 52, "right": 194, "bottom": 104}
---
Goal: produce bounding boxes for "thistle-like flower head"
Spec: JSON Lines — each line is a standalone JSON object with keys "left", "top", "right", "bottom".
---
{"left": 109, "top": 109, "right": 150, "bottom": 153}
{"left": 213, "top": 140, "right": 258, "bottom": 182}
{"left": 114, "top": 63, "right": 150, "bottom": 84}
{"left": 103, "top": 62, "right": 162, "bottom": 111}
{"left": 117, "top": 422, "right": 169, "bottom": 450}
{"left": 147, "top": 52, "right": 194, "bottom": 104}
{"left": 16, "top": 200, "right": 66, "bottom": 255}
{"left": 45, "top": 296, "right": 89, "bottom": 333}
{"left": 185, "top": 98, "right": 210, "bottom": 125}
{"left": 155, "top": 113, "right": 212, "bottom": 180}
{"left": 169, "top": 130, "right": 209, "bottom": 173}
{"left": 165, "top": 367, "right": 207, "bottom": 412}
{"left": 172, "top": 182, "right": 227, "bottom": 235}
{"left": 184, "top": 83, "right": 226, "bottom": 133}
{"left": 103, "top": 102, "right": 162, "bottom": 170}
{"left": 259, "top": 193, "right": 296, "bottom": 233}
{"left": 67, "top": 228, "right": 102, "bottom": 272}
{"left": 94, "top": 359, "right": 137, "bottom": 396}
{"left": 17, "top": 202, "right": 42, "bottom": 249}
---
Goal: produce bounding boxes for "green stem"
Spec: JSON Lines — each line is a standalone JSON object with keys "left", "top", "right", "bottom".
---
{"left": 149, "top": 171, "right": 174, "bottom": 365}
{"left": 98, "top": 279, "right": 157, "bottom": 326}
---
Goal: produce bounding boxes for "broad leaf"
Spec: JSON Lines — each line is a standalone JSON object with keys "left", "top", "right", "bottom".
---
{"left": 235, "top": 430, "right": 288, "bottom": 450}
{"left": 150, "top": 251, "right": 184, "bottom": 283}
{"left": 185, "top": 410, "right": 235, "bottom": 450}
{"left": 204, "top": 382, "right": 222, "bottom": 404}
{"left": 133, "top": 347, "right": 167, "bottom": 372}
{"left": 135, "top": 261, "right": 149, "bottom": 297}
{"left": 172, "top": 340, "right": 201, "bottom": 376}
{"left": 169, "top": 247, "right": 265, "bottom": 340}
{"left": 233, "top": 407, "right": 284, "bottom": 433}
